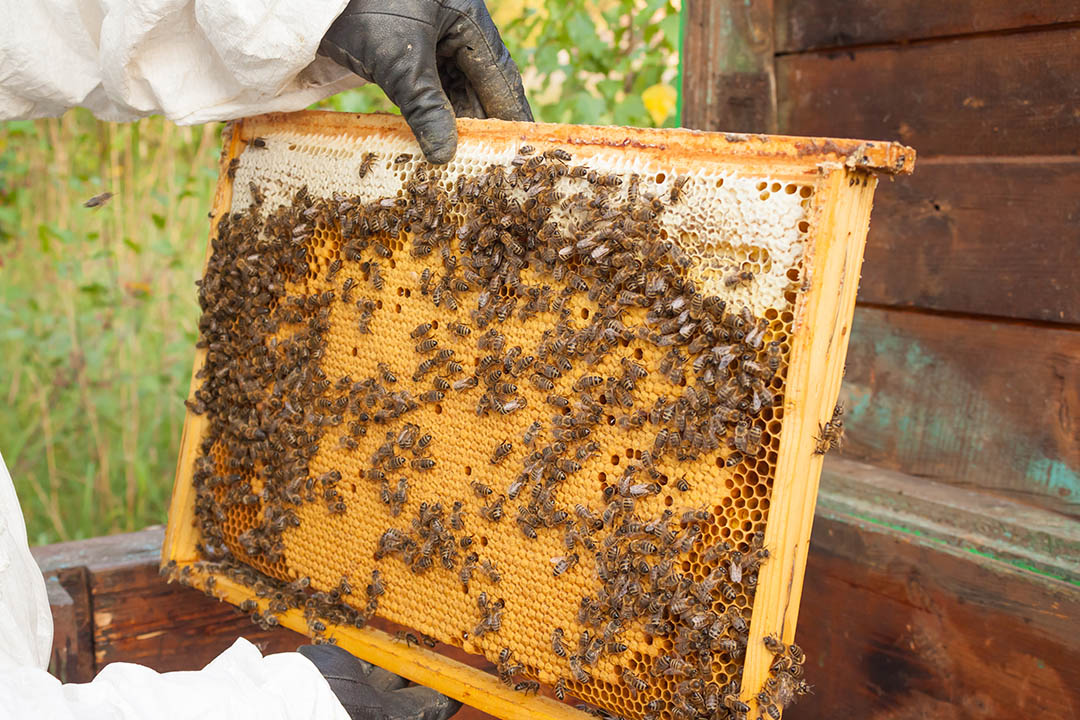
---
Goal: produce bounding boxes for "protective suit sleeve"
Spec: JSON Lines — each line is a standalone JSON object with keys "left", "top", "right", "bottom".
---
{"left": 0, "top": 452, "right": 350, "bottom": 720}
{"left": 0, "top": 0, "right": 365, "bottom": 125}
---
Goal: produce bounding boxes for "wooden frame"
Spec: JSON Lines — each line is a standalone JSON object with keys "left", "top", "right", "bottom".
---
{"left": 163, "top": 111, "right": 911, "bottom": 719}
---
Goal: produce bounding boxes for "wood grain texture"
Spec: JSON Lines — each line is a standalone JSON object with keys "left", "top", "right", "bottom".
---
{"left": 680, "top": 0, "right": 778, "bottom": 133}
{"left": 776, "top": 27, "right": 1080, "bottom": 156}
{"left": 775, "top": 0, "right": 1080, "bottom": 52}
{"left": 840, "top": 307, "right": 1080, "bottom": 517}
{"left": 35, "top": 528, "right": 304, "bottom": 673}
{"left": 858, "top": 158, "right": 1080, "bottom": 323}
{"left": 797, "top": 511, "right": 1080, "bottom": 720}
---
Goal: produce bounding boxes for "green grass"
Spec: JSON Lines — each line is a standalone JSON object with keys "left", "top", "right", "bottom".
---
{"left": 0, "top": 1, "right": 679, "bottom": 545}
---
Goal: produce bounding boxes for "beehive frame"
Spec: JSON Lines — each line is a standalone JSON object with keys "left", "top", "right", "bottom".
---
{"left": 163, "top": 112, "right": 913, "bottom": 720}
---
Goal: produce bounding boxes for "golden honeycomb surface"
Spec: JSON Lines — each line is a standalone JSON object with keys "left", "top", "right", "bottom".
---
{"left": 179, "top": 115, "right": 821, "bottom": 720}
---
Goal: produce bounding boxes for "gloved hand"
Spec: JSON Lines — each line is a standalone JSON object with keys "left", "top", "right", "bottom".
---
{"left": 299, "top": 644, "right": 461, "bottom": 720}
{"left": 320, "top": 0, "right": 534, "bottom": 164}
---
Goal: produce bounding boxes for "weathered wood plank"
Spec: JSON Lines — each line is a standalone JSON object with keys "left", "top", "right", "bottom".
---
{"left": 776, "top": 28, "right": 1080, "bottom": 156}
{"left": 775, "top": 0, "right": 1080, "bottom": 53}
{"left": 859, "top": 158, "right": 1080, "bottom": 324}
{"left": 797, "top": 510, "right": 1080, "bottom": 720}
{"left": 35, "top": 527, "right": 304, "bottom": 673}
{"left": 89, "top": 557, "right": 304, "bottom": 672}
{"left": 681, "top": 0, "right": 777, "bottom": 133}
{"left": 840, "top": 307, "right": 1080, "bottom": 516}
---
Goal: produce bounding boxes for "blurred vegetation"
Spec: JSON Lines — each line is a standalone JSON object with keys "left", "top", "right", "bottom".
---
{"left": 0, "top": 1, "right": 681, "bottom": 545}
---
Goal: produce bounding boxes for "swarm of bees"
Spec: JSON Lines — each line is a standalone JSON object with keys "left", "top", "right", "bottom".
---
{"left": 173, "top": 138, "right": 816, "bottom": 720}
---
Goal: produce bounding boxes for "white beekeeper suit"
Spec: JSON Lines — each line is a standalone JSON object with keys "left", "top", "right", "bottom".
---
{"left": 1, "top": 0, "right": 363, "bottom": 124}
{"left": 0, "top": 1, "right": 361, "bottom": 717}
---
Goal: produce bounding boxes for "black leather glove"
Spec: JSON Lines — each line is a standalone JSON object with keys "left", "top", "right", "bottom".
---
{"left": 299, "top": 644, "right": 461, "bottom": 720}
{"left": 320, "top": 0, "right": 534, "bottom": 164}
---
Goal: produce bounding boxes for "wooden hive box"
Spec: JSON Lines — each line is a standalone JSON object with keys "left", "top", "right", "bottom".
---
{"left": 163, "top": 111, "right": 913, "bottom": 720}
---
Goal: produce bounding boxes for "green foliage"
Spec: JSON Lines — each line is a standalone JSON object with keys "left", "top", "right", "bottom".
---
{"left": 504, "top": 0, "right": 681, "bottom": 127}
{"left": 1, "top": 2, "right": 680, "bottom": 546}
{"left": 0, "top": 113, "right": 219, "bottom": 544}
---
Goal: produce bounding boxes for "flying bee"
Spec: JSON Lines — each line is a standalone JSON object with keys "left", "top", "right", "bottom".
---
{"left": 490, "top": 439, "right": 513, "bottom": 464}
{"left": 83, "top": 192, "right": 114, "bottom": 209}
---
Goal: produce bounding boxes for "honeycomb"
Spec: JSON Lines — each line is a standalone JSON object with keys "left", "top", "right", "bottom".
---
{"left": 165, "top": 112, "right": 897, "bottom": 720}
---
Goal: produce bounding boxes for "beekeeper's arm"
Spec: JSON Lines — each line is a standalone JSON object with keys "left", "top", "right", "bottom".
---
{"left": 0, "top": 451, "right": 461, "bottom": 720}
{"left": 0, "top": 0, "right": 531, "bottom": 163}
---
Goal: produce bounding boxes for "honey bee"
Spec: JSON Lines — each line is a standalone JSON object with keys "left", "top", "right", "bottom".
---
{"left": 411, "top": 457, "right": 436, "bottom": 470}
{"left": 395, "top": 631, "right": 420, "bottom": 647}
{"left": 515, "top": 680, "right": 540, "bottom": 695}
{"left": 554, "top": 678, "right": 566, "bottom": 701}
{"left": 552, "top": 627, "right": 567, "bottom": 657}
{"left": 358, "top": 152, "right": 376, "bottom": 178}
{"left": 369, "top": 261, "right": 384, "bottom": 290}
{"left": 490, "top": 439, "right": 513, "bottom": 464}
{"left": 471, "top": 480, "right": 492, "bottom": 498}
{"left": 551, "top": 553, "right": 579, "bottom": 577}
{"left": 393, "top": 153, "right": 412, "bottom": 164}
{"left": 669, "top": 174, "right": 689, "bottom": 203}
{"left": 83, "top": 191, "right": 114, "bottom": 209}
{"left": 411, "top": 322, "right": 433, "bottom": 339}
{"left": 478, "top": 495, "right": 505, "bottom": 522}
{"left": 814, "top": 402, "right": 845, "bottom": 454}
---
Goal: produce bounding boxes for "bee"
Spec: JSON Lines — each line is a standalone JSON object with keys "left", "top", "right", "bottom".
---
{"left": 481, "top": 559, "right": 501, "bottom": 583}
{"left": 518, "top": 145, "right": 535, "bottom": 156}
{"left": 490, "top": 440, "right": 513, "bottom": 464}
{"left": 531, "top": 374, "right": 555, "bottom": 390}
{"left": 377, "top": 362, "right": 397, "bottom": 383}
{"left": 554, "top": 678, "right": 566, "bottom": 701}
{"left": 397, "top": 423, "right": 419, "bottom": 449}
{"left": 551, "top": 553, "right": 579, "bottom": 577}
{"left": 411, "top": 457, "right": 436, "bottom": 470}
{"left": 573, "top": 375, "right": 603, "bottom": 391}
{"left": 393, "top": 153, "right": 412, "bottom": 164}
{"left": 544, "top": 148, "right": 572, "bottom": 162}
{"left": 448, "top": 501, "right": 466, "bottom": 531}
{"left": 479, "top": 495, "right": 505, "bottom": 522}
{"left": 522, "top": 421, "right": 542, "bottom": 447}
{"left": 415, "top": 433, "right": 433, "bottom": 452}
{"left": 515, "top": 681, "right": 540, "bottom": 695}
{"left": 552, "top": 628, "right": 567, "bottom": 657}
{"left": 416, "top": 338, "right": 438, "bottom": 353}
{"left": 814, "top": 402, "right": 845, "bottom": 454}
{"left": 395, "top": 631, "right": 420, "bottom": 647}
{"left": 569, "top": 657, "right": 591, "bottom": 684}
{"left": 669, "top": 174, "right": 689, "bottom": 203}
{"left": 419, "top": 389, "right": 444, "bottom": 403}
{"left": 358, "top": 152, "right": 376, "bottom": 178}
{"left": 250, "top": 136, "right": 267, "bottom": 149}
{"left": 369, "top": 261, "right": 384, "bottom": 290}
{"left": 83, "top": 192, "right": 114, "bottom": 209}
{"left": 471, "top": 480, "right": 493, "bottom": 498}
{"left": 339, "top": 436, "right": 359, "bottom": 450}
{"left": 724, "top": 269, "right": 755, "bottom": 288}
{"left": 411, "top": 322, "right": 433, "bottom": 338}
{"left": 452, "top": 376, "right": 478, "bottom": 391}
{"left": 449, "top": 322, "right": 471, "bottom": 337}
{"left": 546, "top": 394, "right": 569, "bottom": 409}
{"left": 419, "top": 268, "right": 433, "bottom": 295}
{"left": 389, "top": 478, "right": 407, "bottom": 516}
{"left": 622, "top": 670, "right": 648, "bottom": 696}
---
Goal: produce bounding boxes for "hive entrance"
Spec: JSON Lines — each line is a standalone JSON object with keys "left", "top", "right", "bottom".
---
{"left": 164, "top": 112, "right": 906, "bottom": 720}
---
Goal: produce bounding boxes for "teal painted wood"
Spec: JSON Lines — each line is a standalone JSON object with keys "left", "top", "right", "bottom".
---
{"left": 838, "top": 307, "right": 1080, "bottom": 517}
